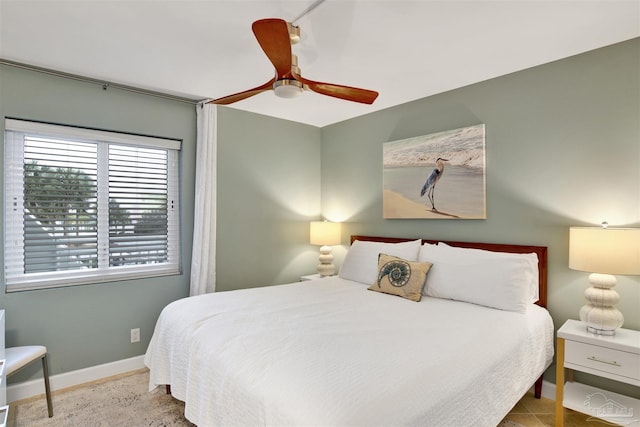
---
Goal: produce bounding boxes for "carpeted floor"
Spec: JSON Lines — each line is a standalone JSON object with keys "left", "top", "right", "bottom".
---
{"left": 9, "top": 369, "right": 194, "bottom": 427}
{"left": 9, "top": 369, "right": 609, "bottom": 427}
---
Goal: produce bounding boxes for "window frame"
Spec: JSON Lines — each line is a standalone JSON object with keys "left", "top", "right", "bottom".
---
{"left": 4, "top": 118, "right": 182, "bottom": 292}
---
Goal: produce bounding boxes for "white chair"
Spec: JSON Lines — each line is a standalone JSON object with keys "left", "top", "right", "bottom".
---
{"left": 5, "top": 346, "right": 53, "bottom": 417}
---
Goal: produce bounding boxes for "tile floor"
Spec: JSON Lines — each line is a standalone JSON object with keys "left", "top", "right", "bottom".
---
{"left": 501, "top": 391, "right": 620, "bottom": 427}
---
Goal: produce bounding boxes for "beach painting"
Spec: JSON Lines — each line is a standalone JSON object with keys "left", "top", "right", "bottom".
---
{"left": 383, "top": 124, "right": 486, "bottom": 219}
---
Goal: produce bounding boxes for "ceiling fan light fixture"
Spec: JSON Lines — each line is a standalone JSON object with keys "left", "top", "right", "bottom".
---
{"left": 273, "top": 79, "right": 304, "bottom": 98}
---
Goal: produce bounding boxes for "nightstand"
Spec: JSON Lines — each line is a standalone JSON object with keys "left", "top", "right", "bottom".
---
{"left": 556, "top": 319, "right": 640, "bottom": 427}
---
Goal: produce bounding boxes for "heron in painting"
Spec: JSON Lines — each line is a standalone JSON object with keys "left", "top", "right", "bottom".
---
{"left": 420, "top": 157, "right": 448, "bottom": 211}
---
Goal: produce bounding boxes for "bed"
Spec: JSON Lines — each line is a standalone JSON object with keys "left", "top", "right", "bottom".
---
{"left": 145, "top": 235, "right": 554, "bottom": 427}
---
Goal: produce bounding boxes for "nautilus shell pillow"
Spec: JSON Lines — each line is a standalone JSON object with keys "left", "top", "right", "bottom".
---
{"left": 368, "top": 253, "right": 432, "bottom": 302}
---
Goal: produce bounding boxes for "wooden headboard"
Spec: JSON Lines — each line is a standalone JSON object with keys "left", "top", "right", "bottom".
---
{"left": 350, "top": 235, "right": 548, "bottom": 308}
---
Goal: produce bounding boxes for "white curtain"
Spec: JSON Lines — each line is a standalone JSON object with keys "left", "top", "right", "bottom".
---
{"left": 190, "top": 102, "right": 217, "bottom": 295}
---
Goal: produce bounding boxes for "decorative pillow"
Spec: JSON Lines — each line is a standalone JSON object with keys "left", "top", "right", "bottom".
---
{"left": 418, "top": 243, "right": 538, "bottom": 312}
{"left": 368, "top": 254, "right": 432, "bottom": 302}
{"left": 339, "top": 239, "right": 422, "bottom": 284}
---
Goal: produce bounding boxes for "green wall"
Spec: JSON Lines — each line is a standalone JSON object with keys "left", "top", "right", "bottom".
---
{"left": 321, "top": 38, "right": 640, "bottom": 395}
{"left": 0, "top": 64, "right": 197, "bottom": 380}
{"left": 215, "top": 107, "right": 321, "bottom": 291}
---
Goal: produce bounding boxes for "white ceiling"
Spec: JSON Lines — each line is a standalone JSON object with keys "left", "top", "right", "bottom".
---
{"left": 1, "top": 1, "right": 638, "bottom": 127}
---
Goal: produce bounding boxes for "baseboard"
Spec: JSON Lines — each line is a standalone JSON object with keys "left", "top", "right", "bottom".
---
{"left": 540, "top": 379, "right": 556, "bottom": 400}
{"left": 7, "top": 355, "right": 146, "bottom": 403}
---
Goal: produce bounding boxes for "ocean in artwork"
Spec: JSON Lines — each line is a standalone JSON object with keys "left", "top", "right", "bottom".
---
{"left": 383, "top": 124, "right": 486, "bottom": 219}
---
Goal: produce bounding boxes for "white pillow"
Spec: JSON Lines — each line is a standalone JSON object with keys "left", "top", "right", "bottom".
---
{"left": 435, "top": 243, "right": 539, "bottom": 304}
{"left": 339, "top": 239, "right": 422, "bottom": 284}
{"left": 418, "top": 243, "right": 539, "bottom": 312}
{"left": 418, "top": 242, "right": 438, "bottom": 262}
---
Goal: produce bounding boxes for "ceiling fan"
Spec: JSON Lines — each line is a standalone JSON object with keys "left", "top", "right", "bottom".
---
{"left": 209, "top": 18, "right": 379, "bottom": 105}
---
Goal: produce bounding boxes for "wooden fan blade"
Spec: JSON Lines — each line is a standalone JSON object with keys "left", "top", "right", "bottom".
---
{"left": 292, "top": 71, "right": 378, "bottom": 104}
{"left": 252, "top": 19, "right": 292, "bottom": 79}
{"left": 208, "top": 78, "right": 276, "bottom": 105}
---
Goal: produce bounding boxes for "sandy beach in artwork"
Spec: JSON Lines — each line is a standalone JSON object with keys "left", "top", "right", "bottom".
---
{"left": 383, "top": 190, "right": 461, "bottom": 219}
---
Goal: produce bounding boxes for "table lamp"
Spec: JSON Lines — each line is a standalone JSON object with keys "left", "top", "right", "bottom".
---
{"left": 569, "top": 224, "right": 640, "bottom": 335}
{"left": 309, "top": 221, "right": 341, "bottom": 276}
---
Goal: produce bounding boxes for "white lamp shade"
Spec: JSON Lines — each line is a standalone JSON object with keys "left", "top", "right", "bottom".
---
{"left": 569, "top": 227, "right": 640, "bottom": 275}
{"left": 309, "top": 221, "right": 341, "bottom": 246}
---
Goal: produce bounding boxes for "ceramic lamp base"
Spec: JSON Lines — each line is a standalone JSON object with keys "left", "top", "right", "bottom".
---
{"left": 317, "top": 245, "right": 335, "bottom": 277}
{"left": 579, "top": 273, "right": 624, "bottom": 335}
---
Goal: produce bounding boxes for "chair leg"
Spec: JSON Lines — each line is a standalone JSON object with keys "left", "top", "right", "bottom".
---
{"left": 41, "top": 354, "right": 53, "bottom": 417}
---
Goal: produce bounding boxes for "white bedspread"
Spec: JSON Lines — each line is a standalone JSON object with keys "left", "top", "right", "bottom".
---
{"left": 145, "top": 277, "right": 554, "bottom": 427}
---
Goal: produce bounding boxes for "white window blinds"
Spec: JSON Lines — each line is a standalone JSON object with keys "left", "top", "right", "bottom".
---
{"left": 4, "top": 118, "right": 181, "bottom": 291}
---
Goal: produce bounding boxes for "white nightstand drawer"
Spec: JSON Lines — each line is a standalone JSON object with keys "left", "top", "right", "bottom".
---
{"left": 565, "top": 340, "right": 640, "bottom": 381}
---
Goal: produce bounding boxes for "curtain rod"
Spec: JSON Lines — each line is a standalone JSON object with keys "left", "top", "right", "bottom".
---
{"left": 1, "top": 58, "right": 205, "bottom": 105}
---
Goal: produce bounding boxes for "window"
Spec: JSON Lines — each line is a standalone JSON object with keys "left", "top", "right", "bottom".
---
{"left": 4, "top": 118, "right": 181, "bottom": 292}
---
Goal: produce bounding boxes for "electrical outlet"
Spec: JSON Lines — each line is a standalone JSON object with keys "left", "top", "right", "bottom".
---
{"left": 130, "top": 328, "right": 140, "bottom": 343}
